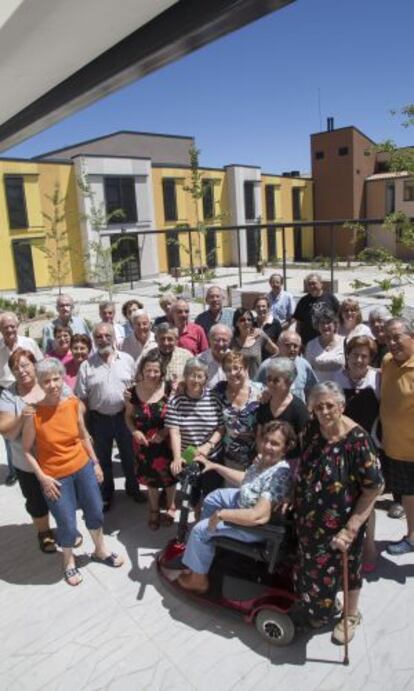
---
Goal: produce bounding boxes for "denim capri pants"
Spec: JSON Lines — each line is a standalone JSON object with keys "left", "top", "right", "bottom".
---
{"left": 44, "top": 460, "right": 103, "bottom": 547}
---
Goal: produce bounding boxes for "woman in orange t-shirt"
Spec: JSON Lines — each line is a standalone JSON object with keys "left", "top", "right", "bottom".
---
{"left": 23, "top": 358, "right": 124, "bottom": 586}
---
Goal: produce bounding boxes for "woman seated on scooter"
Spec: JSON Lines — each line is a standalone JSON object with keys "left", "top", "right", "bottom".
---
{"left": 177, "top": 420, "right": 296, "bottom": 594}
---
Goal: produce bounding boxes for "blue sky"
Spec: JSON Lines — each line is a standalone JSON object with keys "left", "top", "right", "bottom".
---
{"left": 5, "top": 0, "right": 414, "bottom": 173}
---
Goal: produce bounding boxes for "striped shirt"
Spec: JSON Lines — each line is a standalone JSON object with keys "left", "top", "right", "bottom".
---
{"left": 165, "top": 388, "right": 224, "bottom": 457}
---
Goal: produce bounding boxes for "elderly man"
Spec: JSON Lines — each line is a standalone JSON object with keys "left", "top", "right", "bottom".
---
{"left": 99, "top": 300, "right": 125, "bottom": 347}
{"left": 293, "top": 272, "right": 339, "bottom": 346}
{"left": 172, "top": 299, "right": 208, "bottom": 356}
{"left": 195, "top": 286, "right": 234, "bottom": 337}
{"left": 75, "top": 322, "right": 144, "bottom": 511}
{"left": 380, "top": 318, "right": 414, "bottom": 554}
{"left": 267, "top": 273, "right": 295, "bottom": 326}
{"left": 0, "top": 312, "right": 43, "bottom": 485}
{"left": 255, "top": 330, "right": 317, "bottom": 402}
{"left": 198, "top": 324, "right": 231, "bottom": 387}
{"left": 122, "top": 310, "right": 155, "bottom": 364}
{"left": 149, "top": 323, "right": 192, "bottom": 383}
{"left": 42, "top": 293, "right": 91, "bottom": 353}
{"left": 369, "top": 306, "right": 390, "bottom": 368}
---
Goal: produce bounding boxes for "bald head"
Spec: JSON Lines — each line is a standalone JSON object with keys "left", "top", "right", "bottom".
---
{"left": 0, "top": 312, "right": 19, "bottom": 347}
{"left": 277, "top": 330, "right": 302, "bottom": 359}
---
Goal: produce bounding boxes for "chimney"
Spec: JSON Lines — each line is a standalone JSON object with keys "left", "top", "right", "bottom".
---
{"left": 327, "top": 117, "right": 334, "bottom": 132}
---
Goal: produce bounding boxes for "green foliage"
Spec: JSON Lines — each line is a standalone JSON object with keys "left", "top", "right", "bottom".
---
{"left": 0, "top": 296, "right": 42, "bottom": 320}
{"left": 384, "top": 211, "right": 414, "bottom": 247}
{"left": 37, "top": 182, "right": 74, "bottom": 293}
{"left": 375, "top": 278, "right": 393, "bottom": 292}
{"left": 390, "top": 292, "right": 405, "bottom": 317}
{"left": 357, "top": 247, "right": 393, "bottom": 265}
{"left": 350, "top": 278, "right": 371, "bottom": 290}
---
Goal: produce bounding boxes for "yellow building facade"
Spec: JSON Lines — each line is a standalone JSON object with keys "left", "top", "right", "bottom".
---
{"left": 0, "top": 159, "right": 84, "bottom": 292}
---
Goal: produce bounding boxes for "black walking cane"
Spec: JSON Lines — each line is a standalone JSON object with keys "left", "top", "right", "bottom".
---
{"left": 342, "top": 550, "right": 350, "bottom": 666}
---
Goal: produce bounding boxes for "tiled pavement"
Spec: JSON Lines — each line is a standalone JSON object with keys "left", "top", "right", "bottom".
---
{"left": 1, "top": 440, "right": 414, "bottom": 691}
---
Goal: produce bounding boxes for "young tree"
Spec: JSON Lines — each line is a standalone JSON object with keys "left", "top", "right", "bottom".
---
{"left": 40, "top": 182, "right": 73, "bottom": 294}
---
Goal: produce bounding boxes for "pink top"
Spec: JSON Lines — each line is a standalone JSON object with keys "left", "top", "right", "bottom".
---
{"left": 177, "top": 322, "right": 208, "bottom": 356}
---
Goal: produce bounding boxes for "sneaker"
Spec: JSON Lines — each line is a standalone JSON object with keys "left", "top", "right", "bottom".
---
{"left": 388, "top": 502, "right": 405, "bottom": 519}
{"left": 386, "top": 537, "right": 414, "bottom": 555}
{"left": 332, "top": 611, "right": 362, "bottom": 645}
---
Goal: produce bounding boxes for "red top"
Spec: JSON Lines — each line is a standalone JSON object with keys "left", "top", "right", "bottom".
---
{"left": 177, "top": 322, "right": 208, "bottom": 356}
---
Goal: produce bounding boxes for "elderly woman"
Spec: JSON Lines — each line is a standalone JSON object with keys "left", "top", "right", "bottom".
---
{"left": 22, "top": 359, "right": 123, "bottom": 586}
{"left": 65, "top": 334, "right": 93, "bottom": 390}
{"left": 305, "top": 309, "right": 345, "bottom": 382}
{"left": 338, "top": 298, "right": 372, "bottom": 342}
{"left": 165, "top": 358, "right": 224, "bottom": 503}
{"left": 253, "top": 295, "right": 282, "bottom": 360}
{"left": 257, "top": 357, "right": 310, "bottom": 440}
{"left": 293, "top": 272, "right": 339, "bottom": 346}
{"left": 121, "top": 298, "right": 144, "bottom": 338}
{"left": 154, "top": 293, "right": 177, "bottom": 328}
{"left": 214, "top": 351, "right": 263, "bottom": 471}
{"left": 177, "top": 420, "right": 295, "bottom": 593}
{"left": 0, "top": 349, "right": 57, "bottom": 553}
{"left": 125, "top": 351, "right": 175, "bottom": 530}
{"left": 231, "top": 307, "right": 278, "bottom": 378}
{"left": 294, "top": 382, "right": 384, "bottom": 644}
{"left": 122, "top": 310, "right": 156, "bottom": 364}
{"left": 368, "top": 307, "right": 390, "bottom": 367}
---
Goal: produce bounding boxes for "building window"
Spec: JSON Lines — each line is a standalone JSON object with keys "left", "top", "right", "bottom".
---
{"left": 162, "top": 178, "right": 178, "bottom": 222}
{"left": 202, "top": 180, "right": 214, "bottom": 220}
{"left": 403, "top": 180, "right": 414, "bottom": 202}
{"left": 4, "top": 176, "right": 28, "bottom": 229}
{"left": 265, "top": 185, "right": 276, "bottom": 220}
{"left": 104, "top": 176, "right": 137, "bottom": 224}
{"left": 386, "top": 183, "right": 395, "bottom": 214}
{"left": 338, "top": 147, "right": 349, "bottom": 156}
{"left": 292, "top": 187, "right": 302, "bottom": 220}
{"left": 315, "top": 151, "right": 324, "bottom": 160}
{"left": 244, "top": 181, "right": 256, "bottom": 220}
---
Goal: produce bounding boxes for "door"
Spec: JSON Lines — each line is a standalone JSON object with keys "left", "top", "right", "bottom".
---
{"left": 267, "top": 226, "right": 276, "bottom": 262}
{"left": 205, "top": 228, "right": 217, "bottom": 268}
{"left": 110, "top": 234, "right": 141, "bottom": 284}
{"left": 12, "top": 241, "right": 36, "bottom": 293}
{"left": 246, "top": 226, "right": 261, "bottom": 266}
{"left": 166, "top": 229, "right": 180, "bottom": 271}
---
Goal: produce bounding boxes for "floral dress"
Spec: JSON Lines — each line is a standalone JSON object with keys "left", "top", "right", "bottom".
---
{"left": 294, "top": 422, "right": 383, "bottom": 622}
{"left": 130, "top": 388, "right": 175, "bottom": 488}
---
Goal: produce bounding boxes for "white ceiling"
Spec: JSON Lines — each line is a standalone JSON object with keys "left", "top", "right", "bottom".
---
{"left": 0, "top": 0, "right": 177, "bottom": 123}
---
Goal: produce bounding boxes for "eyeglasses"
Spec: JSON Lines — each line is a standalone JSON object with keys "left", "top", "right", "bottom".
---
{"left": 187, "top": 372, "right": 206, "bottom": 381}
{"left": 314, "top": 402, "right": 337, "bottom": 412}
{"left": 12, "top": 362, "right": 32, "bottom": 373}
{"left": 239, "top": 317, "right": 253, "bottom": 323}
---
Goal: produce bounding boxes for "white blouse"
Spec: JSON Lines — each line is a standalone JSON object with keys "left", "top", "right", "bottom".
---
{"left": 305, "top": 335, "right": 346, "bottom": 382}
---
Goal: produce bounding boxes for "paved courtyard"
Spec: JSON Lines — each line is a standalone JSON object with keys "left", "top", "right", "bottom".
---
{"left": 1, "top": 264, "right": 414, "bottom": 690}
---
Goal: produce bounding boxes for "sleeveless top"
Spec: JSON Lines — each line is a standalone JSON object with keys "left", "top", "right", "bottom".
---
{"left": 34, "top": 397, "right": 89, "bottom": 478}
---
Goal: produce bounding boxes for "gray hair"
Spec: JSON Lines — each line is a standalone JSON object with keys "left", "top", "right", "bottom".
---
{"left": 305, "top": 272, "right": 323, "bottom": 288}
{"left": 312, "top": 308, "right": 339, "bottom": 331}
{"left": 92, "top": 322, "right": 115, "bottom": 339}
{"left": 308, "top": 381, "right": 346, "bottom": 409}
{"left": 99, "top": 300, "right": 115, "bottom": 312}
{"left": 385, "top": 317, "right": 414, "bottom": 337}
{"left": 155, "top": 322, "right": 178, "bottom": 338}
{"left": 266, "top": 357, "right": 297, "bottom": 384}
{"left": 56, "top": 293, "right": 74, "bottom": 307}
{"left": 183, "top": 357, "right": 208, "bottom": 378}
{"left": 206, "top": 285, "right": 224, "bottom": 299}
{"left": 278, "top": 330, "right": 302, "bottom": 345}
{"left": 368, "top": 306, "right": 390, "bottom": 323}
{"left": 36, "top": 357, "right": 66, "bottom": 383}
{"left": 131, "top": 309, "right": 151, "bottom": 324}
{"left": 0, "top": 311, "right": 19, "bottom": 327}
{"left": 209, "top": 323, "right": 232, "bottom": 340}
{"left": 269, "top": 272, "right": 283, "bottom": 283}
{"left": 159, "top": 293, "right": 177, "bottom": 310}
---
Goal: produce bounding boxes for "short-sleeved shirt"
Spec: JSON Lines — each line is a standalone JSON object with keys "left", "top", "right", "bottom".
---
{"left": 305, "top": 335, "right": 345, "bottom": 382}
{"left": 75, "top": 351, "right": 135, "bottom": 415}
{"left": 147, "top": 346, "right": 192, "bottom": 382}
{"left": 0, "top": 384, "right": 31, "bottom": 471}
{"left": 267, "top": 290, "right": 295, "bottom": 323}
{"left": 380, "top": 353, "right": 414, "bottom": 461}
{"left": 239, "top": 459, "right": 293, "bottom": 508}
{"left": 293, "top": 293, "right": 340, "bottom": 345}
{"left": 195, "top": 308, "right": 235, "bottom": 337}
{"left": 231, "top": 331, "right": 271, "bottom": 378}
{"left": 177, "top": 322, "right": 208, "bottom": 356}
{"left": 42, "top": 316, "right": 91, "bottom": 354}
{"left": 257, "top": 395, "right": 310, "bottom": 435}
{"left": 214, "top": 380, "right": 263, "bottom": 468}
{"left": 0, "top": 336, "right": 43, "bottom": 388}
{"left": 256, "top": 355, "right": 318, "bottom": 403}
{"left": 165, "top": 388, "right": 224, "bottom": 457}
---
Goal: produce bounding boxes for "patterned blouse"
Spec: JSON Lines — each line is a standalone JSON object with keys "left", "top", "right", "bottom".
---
{"left": 214, "top": 380, "right": 263, "bottom": 469}
{"left": 239, "top": 458, "right": 293, "bottom": 508}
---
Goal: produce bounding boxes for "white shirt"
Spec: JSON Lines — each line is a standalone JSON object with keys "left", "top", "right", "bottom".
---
{"left": 0, "top": 336, "right": 43, "bottom": 388}
{"left": 75, "top": 351, "right": 135, "bottom": 415}
{"left": 121, "top": 332, "right": 156, "bottom": 364}
{"left": 305, "top": 335, "right": 345, "bottom": 383}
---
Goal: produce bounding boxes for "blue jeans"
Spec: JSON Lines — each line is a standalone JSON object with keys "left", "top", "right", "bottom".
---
{"left": 44, "top": 461, "right": 103, "bottom": 548}
{"left": 182, "top": 488, "right": 263, "bottom": 574}
{"left": 89, "top": 410, "right": 136, "bottom": 501}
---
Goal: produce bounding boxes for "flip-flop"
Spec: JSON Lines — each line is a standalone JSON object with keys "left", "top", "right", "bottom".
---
{"left": 90, "top": 552, "right": 123, "bottom": 568}
{"left": 64, "top": 567, "right": 83, "bottom": 586}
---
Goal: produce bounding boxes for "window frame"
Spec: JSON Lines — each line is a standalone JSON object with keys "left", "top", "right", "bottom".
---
{"left": 104, "top": 176, "right": 138, "bottom": 225}
{"left": 162, "top": 178, "right": 178, "bottom": 222}
{"left": 4, "top": 175, "right": 28, "bottom": 229}
{"left": 244, "top": 180, "right": 256, "bottom": 221}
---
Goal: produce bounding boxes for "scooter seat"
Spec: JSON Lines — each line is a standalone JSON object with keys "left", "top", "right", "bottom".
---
{"left": 212, "top": 522, "right": 288, "bottom": 574}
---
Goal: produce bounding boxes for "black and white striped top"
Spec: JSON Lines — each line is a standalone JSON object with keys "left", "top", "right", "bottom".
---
{"left": 165, "top": 388, "right": 224, "bottom": 457}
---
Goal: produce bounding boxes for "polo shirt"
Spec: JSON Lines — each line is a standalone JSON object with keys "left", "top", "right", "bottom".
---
{"left": 177, "top": 322, "right": 208, "bottom": 356}
{"left": 380, "top": 353, "right": 414, "bottom": 461}
{"left": 42, "top": 316, "right": 91, "bottom": 353}
{"left": 267, "top": 290, "right": 295, "bottom": 323}
{"left": 195, "top": 307, "right": 235, "bottom": 336}
{"left": 0, "top": 336, "right": 43, "bottom": 388}
{"left": 75, "top": 351, "right": 135, "bottom": 415}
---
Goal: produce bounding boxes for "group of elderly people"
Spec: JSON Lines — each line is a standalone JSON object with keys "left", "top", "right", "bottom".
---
{"left": 1, "top": 273, "right": 413, "bottom": 648}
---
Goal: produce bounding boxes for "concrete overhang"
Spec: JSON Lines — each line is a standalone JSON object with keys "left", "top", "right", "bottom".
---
{"left": 0, "top": 0, "right": 294, "bottom": 153}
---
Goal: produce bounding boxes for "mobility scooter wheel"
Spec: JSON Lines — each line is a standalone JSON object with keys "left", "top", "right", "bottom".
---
{"left": 255, "top": 609, "right": 295, "bottom": 646}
